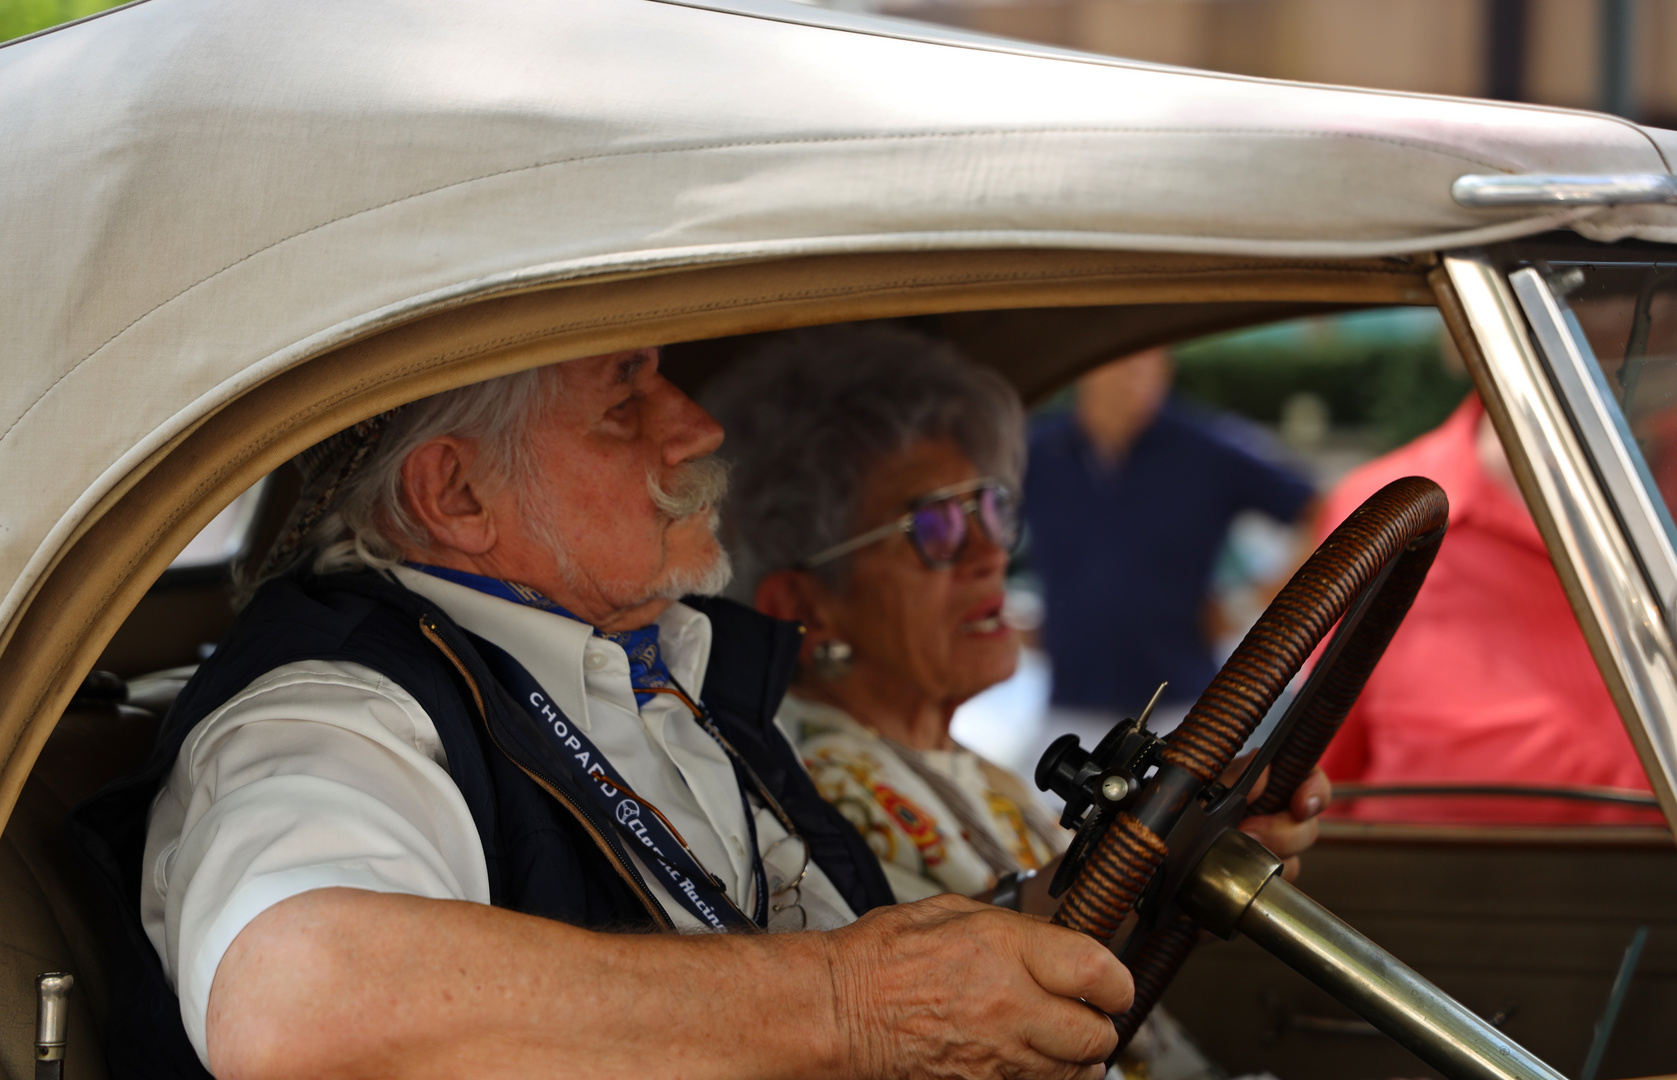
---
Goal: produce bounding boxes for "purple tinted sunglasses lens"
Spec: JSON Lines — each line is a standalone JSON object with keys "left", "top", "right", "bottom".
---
{"left": 979, "top": 486, "right": 1020, "bottom": 550}
{"left": 911, "top": 500, "right": 968, "bottom": 566}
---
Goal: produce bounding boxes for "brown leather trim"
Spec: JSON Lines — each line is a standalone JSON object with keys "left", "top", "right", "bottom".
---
{"left": 0, "top": 247, "right": 1431, "bottom": 829}
{"left": 417, "top": 618, "right": 488, "bottom": 718}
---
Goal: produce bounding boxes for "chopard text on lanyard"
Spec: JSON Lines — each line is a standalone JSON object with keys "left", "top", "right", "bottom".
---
{"left": 474, "top": 637, "right": 758, "bottom": 931}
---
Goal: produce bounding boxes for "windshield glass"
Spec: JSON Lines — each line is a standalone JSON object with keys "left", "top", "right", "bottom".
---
{"left": 945, "top": 305, "right": 1660, "bottom": 827}
{"left": 1544, "top": 262, "right": 1677, "bottom": 535}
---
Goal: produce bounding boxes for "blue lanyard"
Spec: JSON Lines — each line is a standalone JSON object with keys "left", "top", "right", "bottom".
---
{"left": 407, "top": 563, "right": 774, "bottom": 929}
{"left": 473, "top": 638, "right": 759, "bottom": 931}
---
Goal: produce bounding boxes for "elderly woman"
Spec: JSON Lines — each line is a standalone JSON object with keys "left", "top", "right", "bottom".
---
{"left": 706, "top": 323, "right": 1329, "bottom": 910}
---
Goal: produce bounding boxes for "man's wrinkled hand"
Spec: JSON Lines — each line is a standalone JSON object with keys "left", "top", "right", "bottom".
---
{"left": 824, "top": 894, "right": 1133, "bottom": 1080}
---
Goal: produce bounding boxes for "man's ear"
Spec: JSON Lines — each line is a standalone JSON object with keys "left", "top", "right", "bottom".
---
{"left": 400, "top": 438, "right": 498, "bottom": 557}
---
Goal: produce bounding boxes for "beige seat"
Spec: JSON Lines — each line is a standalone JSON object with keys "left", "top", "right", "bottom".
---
{"left": 0, "top": 704, "right": 158, "bottom": 1080}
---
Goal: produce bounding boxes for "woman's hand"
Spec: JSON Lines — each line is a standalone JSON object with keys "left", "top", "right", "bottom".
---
{"left": 1237, "top": 763, "right": 1332, "bottom": 881}
{"left": 987, "top": 760, "right": 1331, "bottom": 918}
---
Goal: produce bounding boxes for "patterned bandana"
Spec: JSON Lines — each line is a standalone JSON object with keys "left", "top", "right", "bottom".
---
{"left": 407, "top": 563, "right": 677, "bottom": 706}
{"left": 253, "top": 407, "right": 409, "bottom": 581}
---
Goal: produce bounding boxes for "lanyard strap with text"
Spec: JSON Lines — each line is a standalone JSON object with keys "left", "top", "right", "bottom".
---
{"left": 474, "top": 638, "right": 757, "bottom": 932}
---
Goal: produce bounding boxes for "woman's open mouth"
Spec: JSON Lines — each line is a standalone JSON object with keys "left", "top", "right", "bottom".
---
{"left": 959, "top": 598, "right": 1008, "bottom": 637}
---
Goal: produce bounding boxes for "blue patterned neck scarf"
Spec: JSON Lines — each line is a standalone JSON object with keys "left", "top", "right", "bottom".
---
{"left": 406, "top": 563, "right": 677, "bottom": 707}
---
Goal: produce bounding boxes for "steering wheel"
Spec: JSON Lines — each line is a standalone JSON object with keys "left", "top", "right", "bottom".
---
{"left": 1033, "top": 475, "right": 1449, "bottom": 1056}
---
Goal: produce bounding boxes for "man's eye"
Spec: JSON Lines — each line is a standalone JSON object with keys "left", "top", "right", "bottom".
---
{"left": 610, "top": 395, "right": 635, "bottom": 413}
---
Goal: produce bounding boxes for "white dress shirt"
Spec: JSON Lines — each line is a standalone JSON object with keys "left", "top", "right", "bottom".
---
{"left": 142, "top": 566, "right": 854, "bottom": 1066}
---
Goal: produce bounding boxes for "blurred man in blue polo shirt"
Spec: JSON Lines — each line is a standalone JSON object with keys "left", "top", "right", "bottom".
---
{"left": 1025, "top": 347, "right": 1316, "bottom": 742}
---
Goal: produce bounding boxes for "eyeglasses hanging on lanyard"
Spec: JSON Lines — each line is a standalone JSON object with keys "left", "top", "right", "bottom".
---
{"left": 642, "top": 681, "right": 810, "bottom": 931}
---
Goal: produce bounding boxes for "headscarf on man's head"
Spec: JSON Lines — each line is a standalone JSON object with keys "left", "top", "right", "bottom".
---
{"left": 251, "top": 406, "right": 408, "bottom": 581}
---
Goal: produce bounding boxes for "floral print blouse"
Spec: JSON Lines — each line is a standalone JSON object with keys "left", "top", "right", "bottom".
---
{"left": 779, "top": 693, "right": 1066, "bottom": 902}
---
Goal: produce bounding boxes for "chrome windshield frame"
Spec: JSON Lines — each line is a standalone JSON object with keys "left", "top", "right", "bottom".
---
{"left": 1506, "top": 266, "right": 1677, "bottom": 620}
{"left": 1437, "top": 251, "right": 1677, "bottom": 834}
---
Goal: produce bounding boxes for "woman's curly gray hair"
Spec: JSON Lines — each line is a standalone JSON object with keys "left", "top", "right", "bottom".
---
{"left": 703, "top": 323, "right": 1024, "bottom": 600}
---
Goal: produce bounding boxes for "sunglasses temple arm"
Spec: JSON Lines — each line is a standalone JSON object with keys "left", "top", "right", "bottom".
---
{"left": 800, "top": 516, "right": 913, "bottom": 569}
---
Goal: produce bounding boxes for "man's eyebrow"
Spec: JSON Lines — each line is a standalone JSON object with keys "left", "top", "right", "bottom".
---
{"left": 614, "top": 353, "right": 650, "bottom": 385}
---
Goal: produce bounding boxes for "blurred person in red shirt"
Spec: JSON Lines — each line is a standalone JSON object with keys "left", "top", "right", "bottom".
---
{"left": 1317, "top": 396, "right": 1660, "bottom": 823}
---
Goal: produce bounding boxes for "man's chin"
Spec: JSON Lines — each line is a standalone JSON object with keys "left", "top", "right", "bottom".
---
{"left": 651, "top": 513, "right": 732, "bottom": 600}
{"left": 654, "top": 546, "right": 733, "bottom": 601}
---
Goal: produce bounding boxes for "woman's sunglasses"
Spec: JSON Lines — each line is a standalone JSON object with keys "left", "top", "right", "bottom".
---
{"left": 800, "top": 477, "right": 1020, "bottom": 571}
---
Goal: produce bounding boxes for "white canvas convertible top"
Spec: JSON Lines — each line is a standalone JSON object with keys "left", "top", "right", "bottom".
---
{"left": 3, "top": 0, "right": 1677, "bottom": 635}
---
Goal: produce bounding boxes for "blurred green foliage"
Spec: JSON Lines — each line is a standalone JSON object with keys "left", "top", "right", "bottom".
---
{"left": 1172, "top": 309, "right": 1473, "bottom": 450}
{"left": 1, "top": 0, "right": 125, "bottom": 42}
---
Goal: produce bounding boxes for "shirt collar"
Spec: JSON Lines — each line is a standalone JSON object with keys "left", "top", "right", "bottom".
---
{"left": 651, "top": 598, "right": 713, "bottom": 697}
{"left": 390, "top": 564, "right": 713, "bottom": 730}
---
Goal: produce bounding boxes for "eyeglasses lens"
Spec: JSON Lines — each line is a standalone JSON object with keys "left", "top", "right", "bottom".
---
{"left": 979, "top": 485, "right": 1020, "bottom": 551}
{"left": 910, "top": 500, "right": 968, "bottom": 567}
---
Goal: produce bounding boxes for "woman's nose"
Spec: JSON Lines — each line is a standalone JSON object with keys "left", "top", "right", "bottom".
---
{"left": 959, "top": 513, "right": 1009, "bottom": 576}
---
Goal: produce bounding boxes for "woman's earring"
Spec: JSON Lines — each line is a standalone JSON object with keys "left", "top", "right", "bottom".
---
{"left": 810, "top": 639, "right": 853, "bottom": 681}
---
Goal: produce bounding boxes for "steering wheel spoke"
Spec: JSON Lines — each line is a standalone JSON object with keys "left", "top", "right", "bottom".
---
{"left": 1170, "top": 830, "right": 1567, "bottom": 1080}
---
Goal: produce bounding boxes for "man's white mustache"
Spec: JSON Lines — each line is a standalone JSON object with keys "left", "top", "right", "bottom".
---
{"left": 648, "top": 455, "right": 730, "bottom": 520}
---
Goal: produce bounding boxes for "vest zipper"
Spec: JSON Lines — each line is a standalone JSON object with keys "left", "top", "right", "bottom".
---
{"left": 418, "top": 616, "right": 676, "bottom": 932}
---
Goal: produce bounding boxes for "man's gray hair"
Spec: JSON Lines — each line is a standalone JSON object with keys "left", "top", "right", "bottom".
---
{"left": 703, "top": 323, "right": 1024, "bottom": 600}
{"left": 244, "top": 366, "right": 558, "bottom": 595}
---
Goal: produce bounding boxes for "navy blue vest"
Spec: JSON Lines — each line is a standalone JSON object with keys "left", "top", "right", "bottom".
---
{"left": 70, "top": 571, "right": 893, "bottom": 1079}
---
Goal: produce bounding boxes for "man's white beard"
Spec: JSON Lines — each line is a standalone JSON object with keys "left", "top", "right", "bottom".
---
{"left": 521, "top": 455, "right": 733, "bottom": 610}
{"left": 650, "top": 511, "right": 733, "bottom": 600}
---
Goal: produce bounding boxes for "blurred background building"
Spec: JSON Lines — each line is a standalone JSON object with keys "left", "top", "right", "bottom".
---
{"left": 854, "top": 0, "right": 1670, "bottom": 124}
{"left": 2, "top": 1, "right": 1670, "bottom": 128}
{"left": 5, "top": 1, "right": 1672, "bottom": 124}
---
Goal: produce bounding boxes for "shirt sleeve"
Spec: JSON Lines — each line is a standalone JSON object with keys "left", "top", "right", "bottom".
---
{"left": 1231, "top": 448, "right": 1315, "bottom": 524}
{"left": 1204, "top": 416, "right": 1317, "bottom": 523}
{"left": 141, "top": 660, "right": 490, "bottom": 1067}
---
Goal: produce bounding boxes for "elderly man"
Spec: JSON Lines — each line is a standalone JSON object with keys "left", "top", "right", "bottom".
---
{"left": 77, "top": 349, "right": 1131, "bottom": 1080}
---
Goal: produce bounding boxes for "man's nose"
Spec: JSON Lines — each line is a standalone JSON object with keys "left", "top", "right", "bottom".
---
{"left": 655, "top": 378, "right": 725, "bottom": 465}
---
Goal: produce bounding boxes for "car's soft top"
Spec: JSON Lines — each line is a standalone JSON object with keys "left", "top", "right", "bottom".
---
{"left": 2, "top": 0, "right": 1676, "bottom": 645}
